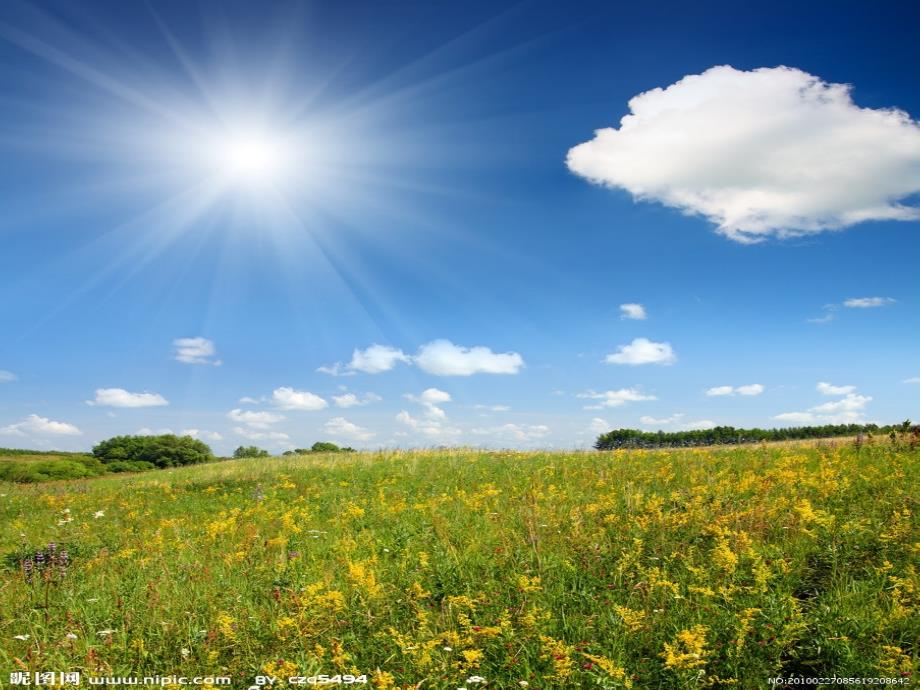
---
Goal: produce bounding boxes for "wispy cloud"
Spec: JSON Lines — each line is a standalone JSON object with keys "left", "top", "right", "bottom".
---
{"left": 87, "top": 388, "right": 168, "bottom": 408}
{"left": 173, "top": 337, "right": 221, "bottom": 365}
{"left": 843, "top": 297, "right": 896, "bottom": 308}
{"left": 577, "top": 388, "right": 656, "bottom": 409}
{"left": 705, "top": 384, "right": 764, "bottom": 397}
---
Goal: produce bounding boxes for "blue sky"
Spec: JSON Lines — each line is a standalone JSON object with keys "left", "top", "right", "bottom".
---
{"left": 0, "top": 0, "right": 917, "bottom": 452}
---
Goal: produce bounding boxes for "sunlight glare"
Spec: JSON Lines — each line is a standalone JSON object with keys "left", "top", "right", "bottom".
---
{"left": 214, "top": 129, "right": 287, "bottom": 188}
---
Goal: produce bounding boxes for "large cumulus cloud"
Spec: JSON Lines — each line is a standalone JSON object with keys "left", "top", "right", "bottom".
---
{"left": 567, "top": 65, "right": 920, "bottom": 242}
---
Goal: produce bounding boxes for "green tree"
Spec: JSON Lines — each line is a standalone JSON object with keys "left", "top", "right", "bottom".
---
{"left": 310, "top": 441, "right": 341, "bottom": 453}
{"left": 93, "top": 434, "right": 213, "bottom": 468}
{"left": 233, "top": 445, "right": 270, "bottom": 459}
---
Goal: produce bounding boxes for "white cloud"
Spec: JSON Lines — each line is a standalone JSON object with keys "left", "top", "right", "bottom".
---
{"left": 474, "top": 404, "right": 511, "bottom": 412}
{"left": 706, "top": 384, "right": 764, "bottom": 396}
{"left": 588, "top": 418, "right": 611, "bottom": 433}
{"left": 318, "top": 344, "right": 409, "bottom": 376}
{"left": 773, "top": 412, "right": 817, "bottom": 425}
{"left": 567, "top": 65, "right": 920, "bottom": 243}
{"left": 88, "top": 388, "right": 168, "bottom": 408}
{"left": 682, "top": 420, "right": 717, "bottom": 431}
{"left": 323, "top": 417, "right": 375, "bottom": 442}
{"left": 736, "top": 384, "right": 764, "bottom": 396}
{"left": 173, "top": 337, "right": 221, "bottom": 366}
{"left": 904, "top": 377, "right": 920, "bottom": 385}
{"left": 0, "top": 370, "right": 17, "bottom": 383}
{"left": 471, "top": 423, "right": 550, "bottom": 442}
{"left": 272, "top": 387, "right": 327, "bottom": 411}
{"left": 320, "top": 340, "right": 524, "bottom": 377}
{"left": 619, "top": 303, "right": 647, "bottom": 320}
{"left": 807, "top": 310, "right": 837, "bottom": 325}
{"left": 1, "top": 414, "right": 82, "bottom": 437}
{"left": 415, "top": 340, "right": 524, "bottom": 376}
{"left": 409, "top": 388, "right": 452, "bottom": 405}
{"left": 395, "top": 410, "right": 461, "bottom": 438}
{"left": 639, "top": 413, "right": 684, "bottom": 427}
{"left": 136, "top": 427, "right": 174, "bottom": 436}
{"left": 817, "top": 382, "right": 856, "bottom": 395}
{"left": 181, "top": 429, "right": 223, "bottom": 441}
{"left": 604, "top": 338, "right": 675, "bottom": 366}
{"left": 843, "top": 297, "right": 896, "bottom": 308}
{"left": 238, "top": 396, "right": 262, "bottom": 405}
{"left": 405, "top": 388, "right": 453, "bottom": 420}
{"left": 577, "top": 388, "right": 656, "bottom": 409}
{"left": 233, "top": 427, "right": 290, "bottom": 444}
{"left": 705, "top": 386, "right": 734, "bottom": 397}
{"left": 811, "top": 393, "right": 872, "bottom": 414}
{"left": 775, "top": 391, "right": 872, "bottom": 425}
{"left": 332, "top": 392, "right": 382, "bottom": 408}
{"left": 227, "top": 408, "right": 285, "bottom": 428}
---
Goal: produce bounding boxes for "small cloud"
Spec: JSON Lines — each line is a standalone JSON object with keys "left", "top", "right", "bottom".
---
{"left": 682, "top": 419, "right": 716, "bottom": 431}
{"left": 323, "top": 417, "right": 375, "bottom": 441}
{"left": 843, "top": 297, "right": 896, "bottom": 308}
{"left": 173, "top": 337, "right": 221, "bottom": 366}
{"left": 238, "top": 396, "right": 262, "bottom": 405}
{"left": 405, "top": 388, "right": 453, "bottom": 420}
{"left": 0, "top": 370, "right": 17, "bottom": 383}
{"left": 706, "top": 384, "right": 763, "bottom": 396}
{"left": 180, "top": 428, "right": 223, "bottom": 441}
{"left": 272, "top": 387, "right": 327, "bottom": 411}
{"left": 88, "top": 388, "right": 168, "bottom": 408}
{"left": 736, "top": 384, "right": 764, "bottom": 396}
{"left": 318, "top": 344, "right": 409, "bottom": 376}
{"left": 473, "top": 404, "right": 511, "bottom": 412}
{"left": 227, "top": 408, "right": 285, "bottom": 428}
{"left": 233, "top": 427, "right": 290, "bottom": 444}
{"left": 471, "top": 423, "right": 550, "bottom": 442}
{"left": 705, "top": 386, "right": 734, "bottom": 397}
{"left": 577, "top": 388, "right": 657, "bottom": 409}
{"left": 415, "top": 340, "right": 524, "bottom": 376}
{"left": 588, "top": 417, "right": 611, "bottom": 433}
{"left": 0, "top": 414, "right": 82, "bottom": 437}
{"left": 395, "top": 410, "right": 461, "bottom": 438}
{"left": 817, "top": 382, "right": 856, "bottom": 395}
{"left": 807, "top": 312, "right": 836, "bottom": 325}
{"left": 639, "top": 413, "right": 684, "bottom": 427}
{"left": 903, "top": 377, "right": 920, "bottom": 384}
{"left": 619, "top": 303, "right": 647, "bottom": 320}
{"left": 136, "top": 427, "right": 174, "bottom": 436}
{"left": 773, "top": 412, "right": 817, "bottom": 425}
{"left": 332, "top": 392, "right": 382, "bottom": 408}
{"left": 604, "top": 338, "right": 675, "bottom": 366}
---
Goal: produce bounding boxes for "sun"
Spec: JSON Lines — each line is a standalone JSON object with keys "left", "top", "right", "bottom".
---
{"left": 212, "top": 129, "right": 288, "bottom": 189}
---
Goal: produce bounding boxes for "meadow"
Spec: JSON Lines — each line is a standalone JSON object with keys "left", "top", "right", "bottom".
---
{"left": 1, "top": 443, "right": 917, "bottom": 689}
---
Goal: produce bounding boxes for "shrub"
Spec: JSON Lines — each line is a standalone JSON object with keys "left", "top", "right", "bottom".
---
{"left": 0, "top": 459, "right": 105, "bottom": 483}
{"left": 93, "top": 435, "right": 213, "bottom": 468}
{"left": 105, "top": 460, "right": 157, "bottom": 473}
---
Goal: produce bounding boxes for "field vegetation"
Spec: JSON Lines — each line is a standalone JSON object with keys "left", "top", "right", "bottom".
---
{"left": 1, "top": 441, "right": 917, "bottom": 688}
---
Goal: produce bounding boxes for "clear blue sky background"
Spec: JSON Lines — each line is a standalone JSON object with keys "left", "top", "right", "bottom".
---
{"left": 0, "top": 0, "right": 917, "bottom": 452}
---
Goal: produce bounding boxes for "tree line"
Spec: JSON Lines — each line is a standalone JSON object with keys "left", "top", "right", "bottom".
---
{"left": 594, "top": 421, "right": 915, "bottom": 450}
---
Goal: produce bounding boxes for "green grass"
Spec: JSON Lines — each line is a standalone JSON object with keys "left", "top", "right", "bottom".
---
{"left": 1, "top": 444, "right": 917, "bottom": 688}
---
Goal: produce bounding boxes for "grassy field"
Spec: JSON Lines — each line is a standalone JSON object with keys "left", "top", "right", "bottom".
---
{"left": 1, "top": 444, "right": 917, "bottom": 688}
